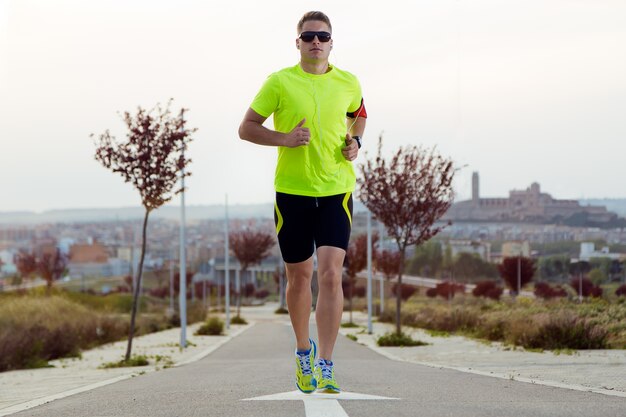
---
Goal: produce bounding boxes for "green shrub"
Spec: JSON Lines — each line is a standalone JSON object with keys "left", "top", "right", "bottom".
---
{"left": 341, "top": 322, "right": 360, "bottom": 328}
{"left": 377, "top": 332, "right": 428, "bottom": 347}
{"left": 195, "top": 317, "right": 224, "bottom": 336}
{"left": 274, "top": 307, "right": 288, "bottom": 314}
{"left": 100, "top": 355, "right": 150, "bottom": 368}
{"left": 346, "top": 334, "right": 358, "bottom": 342}
{"left": 231, "top": 315, "right": 247, "bottom": 325}
{"left": 508, "top": 313, "right": 608, "bottom": 350}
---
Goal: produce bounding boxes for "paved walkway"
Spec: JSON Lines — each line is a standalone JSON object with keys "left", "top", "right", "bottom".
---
{"left": 1, "top": 302, "right": 624, "bottom": 416}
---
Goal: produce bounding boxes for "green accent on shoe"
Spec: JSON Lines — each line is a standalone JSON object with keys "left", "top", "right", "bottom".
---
{"left": 314, "top": 358, "right": 341, "bottom": 393}
{"left": 295, "top": 339, "right": 317, "bottom": 393}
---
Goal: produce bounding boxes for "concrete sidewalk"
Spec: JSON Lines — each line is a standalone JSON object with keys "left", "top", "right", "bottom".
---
{"left": 1, "top": 302, "right": 625, "bottom": 416}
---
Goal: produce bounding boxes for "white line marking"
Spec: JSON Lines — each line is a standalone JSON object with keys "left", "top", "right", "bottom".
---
{"left": 243, "top": 390, "right": 398, "bottom": 401}
{"left": 242, "top": 390, "right": 399, "bottom": 417}
{"left": 304, "top": 398, "right": 349, "bottom": 417}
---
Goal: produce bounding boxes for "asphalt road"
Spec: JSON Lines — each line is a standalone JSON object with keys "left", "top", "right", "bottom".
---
{"left": 14, "top": 322, "right": 626, "bottom": 417}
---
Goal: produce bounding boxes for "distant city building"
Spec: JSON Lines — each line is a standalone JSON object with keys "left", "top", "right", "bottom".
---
{"left": 578, "top": 242, "right": 623, "bottom": 262}
{"left": 445, "top": 172, "right": 619, "bottom": 225}
{"left": 68, "top": 242, "right": 113, "bottom": 278}
{"left": 69, "top": 243, "right": 109, "bottom": 263}
{"left": 448, "top": 240, "right": 491, "bottom": 261}
{"left": 489, "top": 240, "right": 532, "bottom": 263}
{"left": 502, "top": 241, "right": 531, "bottom": 258}
{"left": 0, "top": 249, "right": 17, "bottom": 276}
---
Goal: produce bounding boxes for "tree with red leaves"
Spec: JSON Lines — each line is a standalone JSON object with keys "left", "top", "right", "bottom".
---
{"left": 37, "top": 249, "right": 67, "bottom": 294}
{"left": 93, "top": 100, "right": 196, "bottom": 362}
{"left": 473, "top": 280, "right": 500, "bottom": 299}
{"left": 375, "top": 249, "right": 402, "bottom": 313}
{"left": 534, "top": 282, "right": 567, "bottom": 300}
{"left": 229, "top": 229, "right": 274, "bottom": 318}
{"left": 569, "top": 277, "right": 602, "bottom": 299}
{"left": 498, "top": 257, "right": 536, "bottom": 297}
{"left": 376, "top": 250, "right": 402, "bottom": 281}
{"left": 15, "top": 250, "right": 37, "bottom": 284}
{"left": 174, "top": 271, "right": 194, "bottom": 295}
{"left": 345, "top": 233, "right": 378, "bottom": 323}
{"left": 434, "top": 281, "right": 465, "bottom": 299}
{"left": 358, "top": 135, "right": 455, "bottom": 335}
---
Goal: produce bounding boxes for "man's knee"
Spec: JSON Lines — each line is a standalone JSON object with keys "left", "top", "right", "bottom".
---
{"left": 286, "top": 267, "right": 313, "bottom": 292}
{"left": 318, "top": 269, "right": 342, "bottom": 293}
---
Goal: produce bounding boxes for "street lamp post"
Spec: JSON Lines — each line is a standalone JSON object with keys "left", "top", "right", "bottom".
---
{"left": 179, "top": 144, "right": 187, "bottom": 349}
{"left": 367, "top": 211, "right": 373, "bottom": 334}
{"left": 225, "top": 194, "right": 230, "bottom": 329}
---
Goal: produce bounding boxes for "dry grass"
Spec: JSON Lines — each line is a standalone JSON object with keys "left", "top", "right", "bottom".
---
{"left": 0, "top": 296, "right": 127, "bottom": 371}
{"left": 0, "top": 290, "right": 209, "bottom": 372}
{"left": 378, "top": 294, "right": 624, "bottom": 350}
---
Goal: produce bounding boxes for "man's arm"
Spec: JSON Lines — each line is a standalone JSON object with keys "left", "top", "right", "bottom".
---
{"left": 342, "top": 116, "right": 367, "bottom": 161}
{"left": 238, "top": 108, "right": 310, "bottom": 148}
{"left": 347, "top": 116, "right": 366, "bottom": 138}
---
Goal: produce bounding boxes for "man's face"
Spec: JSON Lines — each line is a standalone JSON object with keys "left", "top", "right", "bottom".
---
{"left": 296, "top": 20, "right": 332, "bottom": 63}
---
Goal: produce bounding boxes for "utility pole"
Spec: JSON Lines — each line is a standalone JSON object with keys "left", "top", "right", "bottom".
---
{"left": 225, "top": 194, "right": 230, "bottom": 329}
{"left": 367, "top": 210, "right": 373, "bottom": 334}
{"left": 378, "top": 221, "right": 384, "bottom": 314}
{"left": 179, "top": 141, "right": 187, "bottom": 349}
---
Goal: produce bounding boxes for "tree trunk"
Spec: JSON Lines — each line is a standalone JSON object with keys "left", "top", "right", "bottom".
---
{"left": 395, "top": 251, "right": 406, "bottom": 335}
{"left": 125, "top": 209, "right": 150, "bottom": 362}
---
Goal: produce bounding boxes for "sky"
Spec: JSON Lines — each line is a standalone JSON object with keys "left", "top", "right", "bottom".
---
{"left": 0, "top": 0, "right": 625, "bottom": 212}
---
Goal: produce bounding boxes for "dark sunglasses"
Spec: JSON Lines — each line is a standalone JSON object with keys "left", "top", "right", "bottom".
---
{"left": 299, "top": 31, "right": 331, "bottom": 43}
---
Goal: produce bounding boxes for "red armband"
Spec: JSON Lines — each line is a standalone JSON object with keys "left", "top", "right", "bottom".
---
{"left": 347, "top": 98, "right": 367, "bottom": 119}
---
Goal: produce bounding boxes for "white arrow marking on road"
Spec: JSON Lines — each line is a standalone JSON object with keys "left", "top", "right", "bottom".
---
{"left": 242, "top": 390, "right": 399, "bottom": 417}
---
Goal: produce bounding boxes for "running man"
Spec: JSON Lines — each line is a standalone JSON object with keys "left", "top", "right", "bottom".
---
{"left": 238, "top": 11, "right": 367, "bottom": 394}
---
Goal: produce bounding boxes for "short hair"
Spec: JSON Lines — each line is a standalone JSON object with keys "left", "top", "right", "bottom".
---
{"left": 297, "top": 11, "right": 332, "bottom": 34}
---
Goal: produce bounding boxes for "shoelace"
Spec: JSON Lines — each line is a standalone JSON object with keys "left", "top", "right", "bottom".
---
{"left": 297, "top": 352, "right": 313, "bottom": 375}
{"left": 317, "top": 360, "right": 334, "bottom": 379}
{"left": 320, "top": 365, "right": 333, "bottom": 380}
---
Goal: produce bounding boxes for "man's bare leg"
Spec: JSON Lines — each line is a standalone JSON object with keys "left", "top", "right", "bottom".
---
{"left": 315, "top": 246, "right": 346, "bottom": 360}
{"left": 285, "top": 256, "right": 314, "bottom": 351}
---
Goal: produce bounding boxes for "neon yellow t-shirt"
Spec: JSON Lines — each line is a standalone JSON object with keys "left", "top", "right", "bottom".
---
{"left": 250, "top": 63, "right": 362, "bottom": 197}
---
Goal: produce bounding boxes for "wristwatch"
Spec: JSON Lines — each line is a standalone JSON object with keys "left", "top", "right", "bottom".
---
{"left": 352, "top": 135, "right": 362, "bottom": 149}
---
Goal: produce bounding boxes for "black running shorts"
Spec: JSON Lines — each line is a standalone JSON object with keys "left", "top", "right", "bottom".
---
{"left": 274, "top": 192, "right": 353, "bottom": 264}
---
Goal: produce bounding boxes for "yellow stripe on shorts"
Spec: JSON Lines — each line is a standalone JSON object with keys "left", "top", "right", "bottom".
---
{"left": 342, "top": 192, "right": 352, "bottom": 226}
{"left": 274, "top": 202, "right": 284, "bottom": 234}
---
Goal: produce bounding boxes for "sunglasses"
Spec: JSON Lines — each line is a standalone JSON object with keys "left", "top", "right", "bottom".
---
{"left": 299, "top": 31, "right": 332, "bottom": 43}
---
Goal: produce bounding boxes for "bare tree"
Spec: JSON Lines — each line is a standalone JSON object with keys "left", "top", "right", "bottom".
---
{"left": 93, "top": 100, "right": 195, "bottom": 362}
{"left": 37, "top": 249, "right": 68, "bottom": 294}
{"left": 229, "top": 229, "right": 275, "bottom": 318}
{"left": 345, "top": 233, "right": 378, "bottom": 323}
{"left": 358, "top": 135, "right": 455, "bottom": 335}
